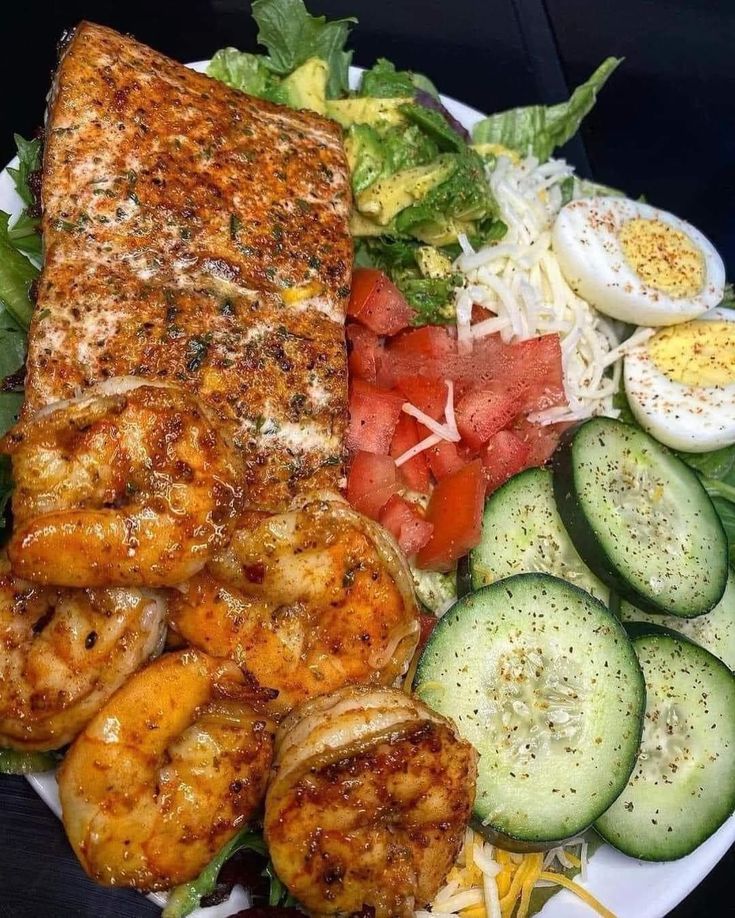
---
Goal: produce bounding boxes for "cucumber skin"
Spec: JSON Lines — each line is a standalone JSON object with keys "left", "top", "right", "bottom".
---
{"left": 551, "top": 421, "right": 726, "bottom": 618}
{"left": 456, "top": 555, "right": 472, "bottom": 598}
{"left": 595, "top": 629, "right": 735, "bottom": 861}
{"left": 415, "top": 573, "right": 646, "bottom": 849}
{"left": 469, "top": 818, "right": 589, "bottom": 854}
{"left": 623, "top": 619, "right": 700, "bottom": 645}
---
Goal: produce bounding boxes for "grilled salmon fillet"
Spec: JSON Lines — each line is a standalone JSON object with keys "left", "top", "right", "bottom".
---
{"left": 27, "top": 22, "right": 352, "bottom": 511}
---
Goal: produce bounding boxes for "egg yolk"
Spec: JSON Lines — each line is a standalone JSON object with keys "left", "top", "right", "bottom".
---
{"left": 649, "top": 320, "right": 735, "bottom": 386}
{"left": 619, "top": 218, "right": 704, "bottom": 298}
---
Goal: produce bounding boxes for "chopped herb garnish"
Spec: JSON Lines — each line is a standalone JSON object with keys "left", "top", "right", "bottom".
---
{"left": 186, "top": 334, "right": 212, "bottom": 372}
{"left": 230, "top": 213, "right": 241, "bottom": 239}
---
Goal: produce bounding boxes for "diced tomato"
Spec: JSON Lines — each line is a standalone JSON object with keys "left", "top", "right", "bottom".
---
{"left": 426, "top": 439, "right": 466, "bottom": 481}
{"left": 418, "top": 611, "right": 438, "bottom": 652}
{"left": 348, "top": 268, "right": 414, "bottom": 335}
{"left": 389, "top": 326, "right": 457, "bottom": 360}
{"left": 379, "top": 495, "right": 434, "bottom": 556}
{"left": 346, "top": 451, "right": 398, "bottom": 519}
{"left": 455, "top": 386, "right": 522, "bottom": 450}
{"left": 394, "top": 376, "right": 447, "bottom": 420}
{"left": 347, "top": 380, "right": 404, "bottom": 455}
{"left": 464, "top": 334, "right": 566, "bottom": 413}
{"left": 390, "top": 414, "right": 431, "bottom": 493}
{"left": 379, "top": 326, "right": 457, "bottom": 388}
{"left": 514, "top": 419, "right": 570, "bottom": 468}
{"left": 377, "top": 331, "right": 565, "bottom": 416}
{"left": 346, "top": 323, "right": 382, "bottom": 383}
{"left": 416, "top": 460, "right": 486, "bottom": 571}
{"left": 482, "top": 429, "right": 531, "bottom": 494}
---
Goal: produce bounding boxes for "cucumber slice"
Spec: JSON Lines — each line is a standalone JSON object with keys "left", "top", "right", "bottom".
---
{"left": 595, "top": 625, "right": 735, "bottom": 860}
{"left": 414, "top": 573, "right": 645, "bottom": 847}
{"left": 552, "top": 418, "right": 728, "bottom": 617}
{"left": 468, "top": 468, "right": 608, "bottom": 603}
{"left": 619, "top": 567, "right": 735, "bottom": 671}
{"left": 410, "top": 566, "right": 456, "bottom": 615}
{"left": 456, "top": 556, "right": 472, "bottom": 598}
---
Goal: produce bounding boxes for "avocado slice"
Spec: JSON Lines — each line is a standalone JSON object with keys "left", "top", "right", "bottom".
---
{"left": 281, "top": 58, "right": 328, "bottom": 115}
{"left": 326, "top": 96, "right": 413, "bottom": 129}
{"left": 355, "top": 156, "right": 455, "bottom": 226}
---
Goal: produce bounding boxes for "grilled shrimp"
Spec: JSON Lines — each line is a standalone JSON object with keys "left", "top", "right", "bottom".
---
{"left": 1, "top": 378, "right": 241, "bottom": 587}
{"left": 58, "top": 648, "right": 275, "bottom": 891}
{"left": 168, "top": 497, "right": 420, "bottom": 716}
{"left": 0, "top": 553, "right": 166, "bottom": 751}
{"left": 264, "top": 685, "right": 477, "bottom": 917}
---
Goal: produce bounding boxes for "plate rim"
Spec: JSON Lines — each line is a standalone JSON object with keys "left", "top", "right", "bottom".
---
{"left": 0, "top": 57, "right": 730, "bottom": 918}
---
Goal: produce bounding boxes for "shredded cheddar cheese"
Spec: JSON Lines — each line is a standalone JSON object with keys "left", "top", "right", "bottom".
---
{"left": 537, "top": 872, "right": 616, "bottom": 918}
{"left": 416, "top": 829, "right": 617, "bottom": 918}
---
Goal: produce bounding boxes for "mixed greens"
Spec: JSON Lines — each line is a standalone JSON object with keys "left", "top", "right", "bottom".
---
{"left": 614, "top": 389, "right": 735, "bottom": 564}
{"left": 207, "top": 0, "right": 619, "bottom": 323}
{"left": 0, "top": 134, "right": 40, "bottom": 522}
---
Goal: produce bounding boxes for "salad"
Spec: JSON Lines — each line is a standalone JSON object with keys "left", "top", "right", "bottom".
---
{"left": 0, "top": 2, "right": 733, "bottom": 918}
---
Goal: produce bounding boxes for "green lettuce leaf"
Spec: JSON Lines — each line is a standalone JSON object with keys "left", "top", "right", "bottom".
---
{"left": 719, "top": 282, "right": 734, "bottom": 310}
{"left": 0, "top": 747, "right": 61, "bottom": 774}
{"left": 0, "top": 393, "right": 23, "bottom": 437}
{"left": 360, "top": 58, "right": 415, "bottom": 98}
{"left": 7, "top": 134, "right": 41, "bottom": 208}
{"left": 252, "top": 0, "right": 356, "bottom": 97}
{"left": 359, "top": 58, "right": 438, "bottom": 100}
{"left": 0, "top": 211, "right": 38, "bottom": 330}
{"left": 472, "top": 57, "right": 622, "bottom": 161}
{"left": 207, "top": 47, "right": 285, "bottom": 101}
{"left": 675, "top": 445, "right": 735, "bottom": 481}
{"left": 7, "top": 210, "right": 42, "bottom": 258}
{"left": 400, "top": 103, "right": 466, "bottom": 153}
{"left": 0, "top": 302, "right": 26, "bottom": 381}
{"left": 163, "top": 828, "right": 266, "bottom": 918}
{"left": 5, "top": 135, "right": 42, "bottom": 258}
{"left": 265, "top": 860, "right": 300, "bottom": 907}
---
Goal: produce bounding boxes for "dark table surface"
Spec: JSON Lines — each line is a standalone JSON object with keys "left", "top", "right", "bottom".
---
{"left": 0, "top": 2, "right": 733, "bottom": 916}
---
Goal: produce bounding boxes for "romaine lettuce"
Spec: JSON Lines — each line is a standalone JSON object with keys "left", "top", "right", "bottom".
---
{"left": 252, "top": 0, "right": 355, "bottom": 98}
{"left": 472, "top": 57, "right": 621, "bottom": 161}
{"left": 207, "top": 47, "right": 286, "bottom": 101}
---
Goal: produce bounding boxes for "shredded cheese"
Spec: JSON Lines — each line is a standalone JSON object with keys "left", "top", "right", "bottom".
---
{"left": 394, "top": 432, "right": 442, "bottom": 467}
{"left": 402, "top": 402, "right": 460, "bottom": 442}
{"left": 453, "top": 154, "right": 628, "bottom": 424}
{"left": 394, "top": 378, "right": 461, "bottom": 466}
{"left": 422, "top": 830, "right": 615, "bottom": 918}
{"left": 536, "top": 872, "right": 616, "bottom": 918}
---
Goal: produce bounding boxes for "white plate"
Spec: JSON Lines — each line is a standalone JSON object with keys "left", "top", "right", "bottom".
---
{"left": 2, "top": 58, "right": 731, "bottom": 918}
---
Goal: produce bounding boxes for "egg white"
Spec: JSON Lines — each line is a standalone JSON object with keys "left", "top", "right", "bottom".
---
{"left": 624, "top": 308, "right": 735, "bottom": 453}
{"left": 552, "top": 197, "right": 725, "bottom": 326}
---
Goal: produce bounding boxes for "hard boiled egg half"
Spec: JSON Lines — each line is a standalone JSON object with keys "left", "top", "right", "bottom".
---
{"left": 624, "top": 308, "right": 735, "bottom": 452}
{"left": 552, "top": 196, "right": 725, "bottom": 325}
